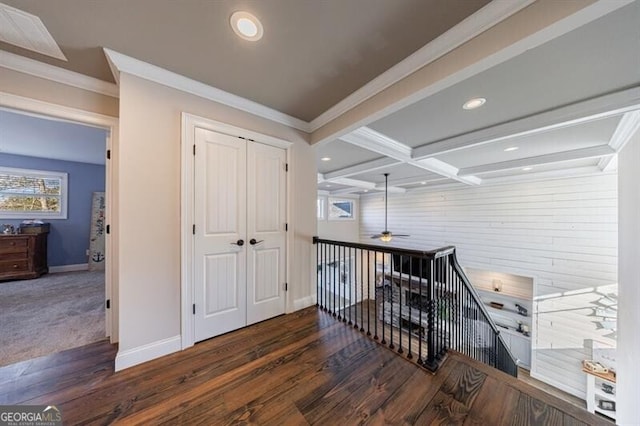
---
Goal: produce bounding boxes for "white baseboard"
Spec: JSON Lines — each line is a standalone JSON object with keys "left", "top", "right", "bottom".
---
{"left": 115, "top": 335, "right": 181, "bottom": 371}
{"left": 293, "top": 295, "right": 316, "bottom": 311}
{"left": 530, "top": 370, "right": 586, "bottom": 400}
{"left": 49, "top": 263, "right": 89, "bottom": 273}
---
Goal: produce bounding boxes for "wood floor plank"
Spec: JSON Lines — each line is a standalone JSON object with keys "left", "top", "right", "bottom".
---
{"left": 513, "top": 393, "right": 564, "bottom": 426}
{"left": 463, "top": 375, "right": 521, "bottom": 426}
{"left": 0, "top": 307, "right": 611, "bottom": 426}
{"left": 365, "top": 357, "right": 458, "bottom": 425}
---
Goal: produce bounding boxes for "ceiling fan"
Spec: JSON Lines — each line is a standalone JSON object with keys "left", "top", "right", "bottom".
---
{"left": 371, "top": 173, "right": 409, "bottom": 242}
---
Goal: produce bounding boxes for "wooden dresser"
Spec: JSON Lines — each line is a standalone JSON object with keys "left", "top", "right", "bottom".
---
{"left": 0, "top": 232, "right": 49, "bottom": 281}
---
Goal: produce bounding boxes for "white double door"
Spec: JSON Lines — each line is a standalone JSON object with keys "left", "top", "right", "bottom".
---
{"left": 194, "top": 128, "right": 287, "bottom": 342}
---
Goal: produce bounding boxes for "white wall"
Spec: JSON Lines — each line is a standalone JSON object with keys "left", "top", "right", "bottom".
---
{"left": 617, "top": 132, "right": 640, "bottom": 425}
{"left": 317, "top": 194, "right": 360, "bottom": 242}
{"left": 360, "top": 174, "right": 618, "bottom": 398}
{"left": 116, "top": 73, "right": 316, "bottom": 368}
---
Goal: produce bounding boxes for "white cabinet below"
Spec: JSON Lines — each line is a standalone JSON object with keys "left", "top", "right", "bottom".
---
{"left": 499, "top": 330, "right": 531, "bottom": 369}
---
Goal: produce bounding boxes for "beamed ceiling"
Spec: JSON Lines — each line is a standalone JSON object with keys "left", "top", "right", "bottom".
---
{"left": 0, "top": 0, "right": 639, "bottom": 194}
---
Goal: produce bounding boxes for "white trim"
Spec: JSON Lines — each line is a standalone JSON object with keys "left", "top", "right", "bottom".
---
{"left": 599, "top": 110, "right": 640, "bottom": 172}
{"left": 293, "top": 295, "right": 316, "bottom": 311}
{"left": 0, "top": 91, "right": 119, "bottom": 344}
{"left": 324, "top": 157, "right": 401, "bottom": 180}
{"left": 115, "top": 335, "right": 181, "bottom": 371}
{"left": 180, "top": 112, "right": 292, "bottom": 348}
{"left": 459, "top": 145, "right": 616, "bottom": 176}
{"left": 49, "top": 263, "right": 89, "bottom": 273}
{"left": 340, "top": 127, "right": 412, "bottom": 161}
{"left": 105, "top": 48, "right": 310, "bottom": 133}
{"left": 0, "top": 50, "right": 118, "bottom": 97}
{"left": 308, "top": 0, "right": 535, "bottom": 131}
{"left": 327, "top": 177, "right": 376, "bottom": 190}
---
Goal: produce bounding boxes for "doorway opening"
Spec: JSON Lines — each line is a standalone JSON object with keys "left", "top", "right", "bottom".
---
{"left": 0, "top": 96, "right": 117, "bottom": 368}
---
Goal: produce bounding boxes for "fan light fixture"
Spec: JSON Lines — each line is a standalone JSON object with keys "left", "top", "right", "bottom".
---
{"left": 371, "top": 173, "right": 409, "bottom": 242}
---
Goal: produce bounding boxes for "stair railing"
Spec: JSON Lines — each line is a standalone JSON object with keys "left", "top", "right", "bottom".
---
{"left": 313, "top": 237, "right": 518, "bottom": 377}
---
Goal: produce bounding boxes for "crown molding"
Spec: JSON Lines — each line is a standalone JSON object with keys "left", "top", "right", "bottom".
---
{"left": 0, "top": 50, "right": 118, "bottom": 97}
{"left": 307, "top": 0, "right": 536, "bottom": 132}
{"left": 598, "top": 110, "right": 640, "bottom": 171}
{"left": 103, "top": 48, "right": 311, "bottom": 133}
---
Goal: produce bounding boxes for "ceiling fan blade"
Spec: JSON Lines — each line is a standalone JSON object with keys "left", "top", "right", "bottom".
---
{"left": 371, "top": 234, "right": 383, "bottom": 239}
{"left": 393, "top": 234, "right": 410, "bottom": 237}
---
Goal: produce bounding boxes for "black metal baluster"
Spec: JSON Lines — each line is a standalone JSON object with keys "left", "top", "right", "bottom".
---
{"left": 389, "top": 254, "right": 395, "bottom": 350}
{"left": 407, "top": 255, "right": 413, "bottom": 359}
{"left": 425, "top": 258, "right": 435, "bottom": 370}
{"left": 417, "top": 258, "right": 423, "bottom": 365}
{"left": 360, "top": 249, "right": 364, "bottom": 332}
{"left": 381, "top": 252, "right": 386, "bottom": 345}
{"left": 333, "top": 244, "right": 337, "bottom": 317}
{"left": 366, "top": 250, "right": 371, "bottom": 335}
{"left": 397, "top": 255, "right": 404, "bottom": 354}
{"left": 348, "top": 247, "right": 353, "bottom": 325}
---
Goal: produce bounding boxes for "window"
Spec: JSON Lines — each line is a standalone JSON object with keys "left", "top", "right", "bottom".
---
{"left": 0, "top": 166, "right": 68, "bottom": 219}
{"left": 328, "top": 198, "right": 355, "bottom": 220}
{"left": 317, "top": 196, "right": 326, "bottom": 220}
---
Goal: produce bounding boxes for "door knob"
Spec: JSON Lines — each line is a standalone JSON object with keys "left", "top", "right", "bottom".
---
{"left": 231, "top": 239, "right": 245, "bottom": 246}
{"left": 249, "top": 239, "right": 264, "bottom": 245}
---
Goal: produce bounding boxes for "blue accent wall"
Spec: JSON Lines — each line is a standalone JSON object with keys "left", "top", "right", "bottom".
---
{"left": 0, "top": 153, "right": 105, "bottom": 267}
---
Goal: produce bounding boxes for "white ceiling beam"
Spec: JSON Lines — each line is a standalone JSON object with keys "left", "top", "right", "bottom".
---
{"left": 458, "top": 145, "right": 615, "bottom": 176}
{"left": 339, "top": 126, "right": 481, "bottom": 185}
{"left": 339, "top": 127, "right": 412, "bottom": 161}
{"left": 327, "top": 177, "right": 377, "bottom": 190}
{"left": 329, "top": 188, "right": 363, "bottom": 195}
{"left": 409, "top": 158, "right": 482, "bottom": 185}
{"left": 598, "top": 110, "right": 640, "bottom": 172}
{"left": 323, "top": 157, "right": 401, "bottom": 180}
{"left": 373, "top": 184, "right": 406, "bottom": 194}
{"left": 413, "top": 86, "right": 640, "bottom": 159}
{"left": 387, "top": 176, "right": 448, "bottom": 187}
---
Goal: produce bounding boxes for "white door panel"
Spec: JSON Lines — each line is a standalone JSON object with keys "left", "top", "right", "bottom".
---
{"left": 194, "top": 129, "right": 246, "bottom": 341}
{"left": 246, "top": 142, "right": 287, "bottom": 325}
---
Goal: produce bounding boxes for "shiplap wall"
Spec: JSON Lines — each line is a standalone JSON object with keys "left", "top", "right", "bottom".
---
{"left": 360, "top": 174, "right": 618, "bottom": 399}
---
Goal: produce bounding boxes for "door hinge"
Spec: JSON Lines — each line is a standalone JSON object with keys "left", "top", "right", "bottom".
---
{"left": 193, "top": 303, "right": 196, "bottom": 315}
{"left": 285, "top": 223, "right": 288, "bottom": 232}
{"left": 285, "top": 163, "right": 289, "bottom": 172}
{"left": 106, "top": 299, "right": 110, "bottom": 309}
{"left": 284, "top": 283, "right": 288, "bottom": 291}
{"left": 193, "top": 144, "right": 196, "bottom": 155}
{"left": 106, "top": 149, "right": 111, "bottom": 160}
{"left": 193, "top": 224, "right": 196, "bottom": 235}
{"left": 106, "top": 224, "right": 110, "bottom": 234}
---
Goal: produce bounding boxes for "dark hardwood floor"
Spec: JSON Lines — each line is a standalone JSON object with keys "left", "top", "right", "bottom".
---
{"left": 0, "top": 307, "right": 611, "bottom": 425}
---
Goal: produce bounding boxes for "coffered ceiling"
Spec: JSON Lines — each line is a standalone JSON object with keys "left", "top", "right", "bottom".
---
{"left": 1, "top": 0, "right": 639, "bottom": 195}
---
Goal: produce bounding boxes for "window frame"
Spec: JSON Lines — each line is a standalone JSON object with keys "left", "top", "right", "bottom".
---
{"left": 317, "top": 195, "right": 326, "bottom": 221}
{"left": 328, "top": 197, "right": 356, "bottom": 221}
{"left": 0, "top": 166, "right": 68, "bottom": 219}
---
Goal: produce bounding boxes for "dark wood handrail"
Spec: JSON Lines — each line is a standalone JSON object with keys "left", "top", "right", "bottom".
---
{"left": 313, "top": 236, "right": 455, "bottom": 259}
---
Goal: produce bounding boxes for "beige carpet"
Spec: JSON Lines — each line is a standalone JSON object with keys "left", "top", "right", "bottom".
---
{"left": 0, "top": 270, "right": 105, "bottom": 367}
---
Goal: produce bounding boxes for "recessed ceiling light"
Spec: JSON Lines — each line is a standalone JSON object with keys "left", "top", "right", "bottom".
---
{"left": 364, "top": 190, "right": 368, "bottom": 193}
{"left": 320, "top": 157, "right": 331, "bottom": 161}
{"left": 230, "top": 11, "right": 263, "bottom": 41}
{"left": 326, "top": 184, "right": 331, "bottom": 188}
{"left": 504, "top": 146, "right": 519, "bottom": 152}
{"left": 522, "top": 167, "right": 533, "bottom": 171}
{"left": 420, "top": 181, "right": 427, "bottom": 185}
{"left": 463, "top": 97, "right": 486, "bottom": 110}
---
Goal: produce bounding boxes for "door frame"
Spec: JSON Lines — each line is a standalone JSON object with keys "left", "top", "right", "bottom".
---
{"left": 180, "top": 113, "right": 292, "bottom": 349}
{"left": 0, "top": 91, "right": 119, "bottom": 343}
